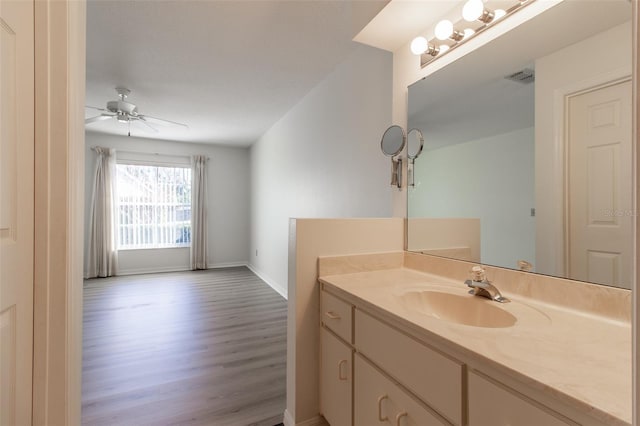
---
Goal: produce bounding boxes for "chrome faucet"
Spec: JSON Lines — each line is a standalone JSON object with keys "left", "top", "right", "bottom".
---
{"left": 464, "top": 266, "right": 510, "bottom": 303}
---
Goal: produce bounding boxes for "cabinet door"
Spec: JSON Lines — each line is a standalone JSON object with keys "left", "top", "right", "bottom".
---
{"left": 354, "top": 354, "right": 449, "bottom": 426}
{"left": 321, "top": 327, "right": 352, "bottom": 426}
{"left": 468, "top": 371, "right": 576, "bottom": 426}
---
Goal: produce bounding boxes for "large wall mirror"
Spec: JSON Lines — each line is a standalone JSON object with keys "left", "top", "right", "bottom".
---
{"left": 407, "top": 0, "right": 633, "bottom": 289}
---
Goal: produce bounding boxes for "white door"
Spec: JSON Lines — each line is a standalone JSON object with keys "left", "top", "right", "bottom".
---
{"left": 0, "top": 0, "right": 34, "bottom": 424}
{"left": 568, "top": 79, "right": 632, "bottom": 288}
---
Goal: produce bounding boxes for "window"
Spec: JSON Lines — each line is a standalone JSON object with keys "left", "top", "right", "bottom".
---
{"left": 116, "top": 164, "right": 191, "bottom": 249}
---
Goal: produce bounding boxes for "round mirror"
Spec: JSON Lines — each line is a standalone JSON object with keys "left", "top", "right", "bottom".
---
{"left": 380, "top": 125, "right": 406, "bottom": 157}
{"left": 407, "top": 128, "right": 424, "bottom": 160}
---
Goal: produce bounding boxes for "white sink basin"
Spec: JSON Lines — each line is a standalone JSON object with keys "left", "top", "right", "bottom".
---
{"left": 399, "top": 290, "right": 517, "bottom": 328}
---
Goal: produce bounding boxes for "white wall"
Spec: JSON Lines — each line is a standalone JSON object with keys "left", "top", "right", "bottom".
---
{"left": 409, "top": 127, "right": 535, "bottom": 270}
{"left": 535, "top": 21, "right": 632, "bottom": 277}
{"left": 84, "top": 132, "right": 250, "bottom": 276}
{"left": 249, "top": 44, "right": 394, "bottom": 296}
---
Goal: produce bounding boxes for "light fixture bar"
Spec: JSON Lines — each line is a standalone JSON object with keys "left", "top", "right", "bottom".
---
{"left": 416, "top": 0, "right": 536, "bottom": 69}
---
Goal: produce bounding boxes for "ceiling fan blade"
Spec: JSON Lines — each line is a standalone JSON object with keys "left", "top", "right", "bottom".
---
{"left": 85, "top": 114, "right": 114, "bottom": 124}
{"left": 134, "top": 117, "right": 159, "bottom": 133}
{"left": 86, "top": 105, "right": 108, "bottom": 112}
{"left": 140, "top": 114, "right": 189, "bottom": 128}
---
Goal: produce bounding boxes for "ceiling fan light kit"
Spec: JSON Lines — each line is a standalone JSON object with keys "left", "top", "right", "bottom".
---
{"left": 85, "top": 87, "right": 188, "bottom": 136}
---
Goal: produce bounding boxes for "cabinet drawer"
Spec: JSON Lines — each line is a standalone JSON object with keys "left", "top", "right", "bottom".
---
{"left": 354, "top": 354, "right": 449, "bottom": 426}
{"left": 468, "top": 371, "right": 576, "bottom": 426}
{"left": 355, "top": 310, "right": 463, "bottom": 425}
{"left": 321, "top": 290, "right": 353, "bottom": 343}
{"left": 321, "top": 327, "right": 353, "bottom": 426}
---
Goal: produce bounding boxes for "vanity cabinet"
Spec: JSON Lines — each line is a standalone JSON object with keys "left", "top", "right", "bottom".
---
{"left": 321, "top": 289, "right": 457, "bottom": 426}
{"left": 320, "top": 288, "right": 587, "bottom": 426}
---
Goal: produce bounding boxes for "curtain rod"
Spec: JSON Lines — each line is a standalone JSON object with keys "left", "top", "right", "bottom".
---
{"left": 90, "top": 147, "right": 209, "bottom": 160}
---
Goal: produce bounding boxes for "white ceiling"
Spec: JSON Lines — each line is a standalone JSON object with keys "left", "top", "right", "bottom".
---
{"left": 85, "top": 0, "right": 388, "bottom": 146}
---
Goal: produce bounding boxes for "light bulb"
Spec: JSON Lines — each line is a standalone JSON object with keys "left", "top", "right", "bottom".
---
{"left": 494, "top": 9, "right": 506, "bottom": 19}
{"left": 434, "top": 20, "right": 454, "bottom": 40}
{"left": 462, "top": 0, "right": 484, "bottom": 22}
{"left": 464, "top": 28, "right": 475, "bottom": 38}
{"left": 410, "top": 36, "right": 429, "bottom": 55}
{"left": 439, "top": 44, "right": 450, "bottom": 54}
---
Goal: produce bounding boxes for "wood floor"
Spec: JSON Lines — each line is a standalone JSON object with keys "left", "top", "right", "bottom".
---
{"left": 82, "top": 267, "right": 287, "bottom": 426}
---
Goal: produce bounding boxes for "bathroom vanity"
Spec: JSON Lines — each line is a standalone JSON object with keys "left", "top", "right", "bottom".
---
{"left": 318, "top": 252, "right": 631, "bottom": 426}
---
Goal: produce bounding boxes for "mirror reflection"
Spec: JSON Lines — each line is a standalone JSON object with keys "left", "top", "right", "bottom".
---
{"left": 407, "top": 0, "right": 632, "bottom": 289}
{"left": 407, "top": 128, "right": 424, "bottom": 160}
{"left": 407, "top": 128, "right": 424, "bottom": 187}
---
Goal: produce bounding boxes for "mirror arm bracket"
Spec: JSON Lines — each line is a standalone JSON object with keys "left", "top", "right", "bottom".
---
{"left": 391, "top": 157, "right": 403, "bottom": 190}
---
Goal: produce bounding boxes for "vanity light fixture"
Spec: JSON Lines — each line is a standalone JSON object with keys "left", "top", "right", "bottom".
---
{"left": 411, "top": 37, "right": 440, "bottom": 57}
{"left": 410, "top": 36, "right": 429, "bottom": 55}
{"left": 462, "top": 0, "right": 495, "bottom": 23}
{"left": 411, "top": 0, "right": 536, "bottom": 68}
{"left": 434, "top": 19, "right": 464, "bottom": 41}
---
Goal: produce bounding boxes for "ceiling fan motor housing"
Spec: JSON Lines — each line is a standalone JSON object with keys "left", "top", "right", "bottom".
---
{"left": 107, "top": 100, "right": 138, "bottom": 116}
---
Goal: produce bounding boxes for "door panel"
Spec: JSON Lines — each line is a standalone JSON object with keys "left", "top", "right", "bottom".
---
{"left": 0, "top": 15, "right": 16, "bottom": 241}
{"left": 568, "top": 80, "right": 632, "bottom": 288}
{"left": 0, "top": 0, "right": 34, "bottom": 424}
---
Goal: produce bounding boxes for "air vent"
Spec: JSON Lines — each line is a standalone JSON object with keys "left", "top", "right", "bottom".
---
{"left": 504, "top": 68, "right": 535, "bottom": 84}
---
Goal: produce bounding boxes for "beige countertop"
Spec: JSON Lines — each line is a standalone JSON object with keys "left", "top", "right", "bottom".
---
{"left": 320, "top": 267, "right": 631, "bottom": 425}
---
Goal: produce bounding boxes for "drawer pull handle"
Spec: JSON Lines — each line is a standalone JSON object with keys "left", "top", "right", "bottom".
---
{"left": 338, "top": 359, "right": 348, "bottom": 381}
{"left": 395, "top": 412, "right": 407, "bottom": 426}
{"left": 377, "top": 394, "right": 388, "bottom": 422}
{"left": 325, "top": 311, "right": 341, "bottom": 320}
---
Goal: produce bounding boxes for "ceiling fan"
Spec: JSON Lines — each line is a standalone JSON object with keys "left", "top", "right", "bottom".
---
{"left": 85, "top": 87, "right": 188, "bottom": 135}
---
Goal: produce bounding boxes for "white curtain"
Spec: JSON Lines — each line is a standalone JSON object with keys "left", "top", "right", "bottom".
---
{"left": 191, "top": 155, "right": 208, "bottom": 270}
{"left": 86, "top": 147, "right": 118, "bottom": 278}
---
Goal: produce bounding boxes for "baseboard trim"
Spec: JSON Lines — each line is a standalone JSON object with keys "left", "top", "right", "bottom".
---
{"left": 283, "top": 410, "right": 294, "bottom": 426}
{"left": 247, "top": 264, "right": 288, "bottom": 299}
{"left": 115, "top": 265, "right": 191, "bottom": 276}
{"left": 104, "top": 261, "right": 249, "bottom": 277}
{"left": 282, "top": 410, "right": 327, "bottom": 426}
{"left": 207, "top": 261, "right": 248, "bottom": 269}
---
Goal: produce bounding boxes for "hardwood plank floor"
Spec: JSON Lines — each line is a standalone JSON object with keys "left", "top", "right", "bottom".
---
{"left": 82, "top": 267, "right": 286, "bottom": 426}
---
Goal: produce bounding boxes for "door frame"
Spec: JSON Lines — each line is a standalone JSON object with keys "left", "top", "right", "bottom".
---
{"left": 32, "top": 1, "right": 85, "bottom": 424}
{"left": 550, "top": 68, "right": 632, "bottom": 278}
{"left": 559, "top": 74, "right": 633, "bottom": 281}
{"left": 633, "top": 2, "right": 639, "bottom": 424}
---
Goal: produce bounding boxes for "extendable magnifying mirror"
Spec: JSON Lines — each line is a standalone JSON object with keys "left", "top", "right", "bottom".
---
{"left": 406, "top": 128, "right": 424, "bottom": 187}
{"left": 380, "top": 125, "right": 406, "bottom": 189}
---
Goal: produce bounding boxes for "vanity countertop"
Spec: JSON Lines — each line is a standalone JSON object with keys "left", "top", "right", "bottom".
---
{"left": 319, "top": 267, "right": 631, "bottom": 426}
